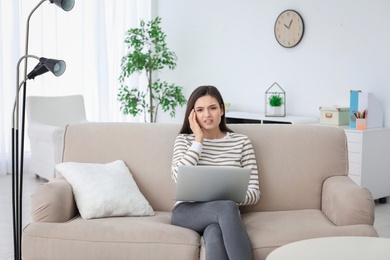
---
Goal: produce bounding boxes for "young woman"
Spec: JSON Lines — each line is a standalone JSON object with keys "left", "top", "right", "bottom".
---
{"left": 171, "top": 85, "right": 260, "bottom": 260}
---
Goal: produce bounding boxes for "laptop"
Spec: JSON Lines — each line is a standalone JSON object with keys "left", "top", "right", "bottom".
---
{"left": 174, "top": 165, "right": 251, "bottom": 203}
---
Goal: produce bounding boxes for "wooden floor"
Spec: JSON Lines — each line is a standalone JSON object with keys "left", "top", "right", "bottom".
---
{"left": 1, "top": 172, "right": 390, "bottom": 259}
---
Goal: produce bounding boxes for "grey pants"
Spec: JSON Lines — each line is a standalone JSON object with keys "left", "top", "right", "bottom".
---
{"left": 171, "top": 200, "right": 253, "bottom": 260}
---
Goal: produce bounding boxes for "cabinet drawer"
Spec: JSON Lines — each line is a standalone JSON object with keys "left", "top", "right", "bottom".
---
{"left": 345, "top": 132, "right": 362, "bottom": 143}
{"left": 348, "top": 161, "right": 361, "bottom": 175}
{"left": 348, "top": 152, "right": 361, "bottom": 163}
{"left": 347, "top": 142, "right": 362, "bottom": 153}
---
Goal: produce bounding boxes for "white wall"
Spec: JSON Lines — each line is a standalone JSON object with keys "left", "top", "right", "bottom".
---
{"left": 155, "top": 0, "right": 390, "bottom": 126}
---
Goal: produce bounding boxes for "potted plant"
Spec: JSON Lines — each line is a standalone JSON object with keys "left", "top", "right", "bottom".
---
{"left": 265, "top": 82, "right": 286, "bottom": 117}
{"left": 267, "top": 94, "right": 284, "bottom": 116}
{"left": 118, "top": 17, "right": 186, "bottom": 122}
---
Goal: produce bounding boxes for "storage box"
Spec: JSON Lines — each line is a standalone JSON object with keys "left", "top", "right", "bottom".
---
{"left": 319, "top": 106, "right": 350, "bottom": 125}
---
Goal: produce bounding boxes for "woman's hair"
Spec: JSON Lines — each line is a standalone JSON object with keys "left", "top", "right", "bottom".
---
{"left": 179, "top": 85, "right": 233, "bottom": 134}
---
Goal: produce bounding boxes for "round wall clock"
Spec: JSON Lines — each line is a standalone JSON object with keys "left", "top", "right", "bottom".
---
{"left": 274, "top": 9, "right": 304, "bottom": 48}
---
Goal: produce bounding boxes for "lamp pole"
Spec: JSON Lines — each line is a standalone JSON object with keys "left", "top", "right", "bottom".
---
{"left": 12, "top": 55, "right": 38, "bottom": 260}
{"left": 11, "top": 1, "right": 74, "bottom": 259}
{"left": 12, "top": 55, "right": 67, "bottom": 260}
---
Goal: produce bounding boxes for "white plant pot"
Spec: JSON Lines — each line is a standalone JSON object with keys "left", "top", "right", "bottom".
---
{"left": 268, "top": 106, "right": 283, "bottom": 116}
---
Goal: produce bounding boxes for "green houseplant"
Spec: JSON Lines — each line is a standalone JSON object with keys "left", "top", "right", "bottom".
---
{"left": 267, "top": 94, "right": 284, "bottom": 117}
{"left": 268, "top": 94, "right": 283, "bottom": 107}
{"left": 118, "top": 17, "right": 186, "bottom": 122}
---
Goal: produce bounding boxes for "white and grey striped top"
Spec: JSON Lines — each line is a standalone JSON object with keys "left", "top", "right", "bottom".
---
{"left": 171, "top": 132, "right": 260, "bottom": 205}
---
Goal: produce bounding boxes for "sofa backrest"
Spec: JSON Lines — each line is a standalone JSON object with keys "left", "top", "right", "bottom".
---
{"left": 62, "top": 123, "right": 348, "bottom": 212}
{"left": 62, "top": 123, "right": 179, "bottom": 212}
{"left": 229, "top": 124, "right": 348, "bottom": 213}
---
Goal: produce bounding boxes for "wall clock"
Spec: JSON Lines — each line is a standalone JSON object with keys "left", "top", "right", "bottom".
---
{"left": 274, "top": 9, "right": 304, "bottom": 48}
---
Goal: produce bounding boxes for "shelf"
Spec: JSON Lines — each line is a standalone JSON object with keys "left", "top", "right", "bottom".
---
{"left": 225, "top": 111, "right": 319, "bottom": 124}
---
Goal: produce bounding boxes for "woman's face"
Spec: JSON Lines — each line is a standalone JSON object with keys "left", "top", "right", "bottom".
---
{"left": 193, "top": 95, "right": 224, "bottom": 131}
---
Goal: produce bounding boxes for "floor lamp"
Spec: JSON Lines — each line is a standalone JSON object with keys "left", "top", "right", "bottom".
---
{"left": 12, "top": 1, "right": 74, "bottom": 260}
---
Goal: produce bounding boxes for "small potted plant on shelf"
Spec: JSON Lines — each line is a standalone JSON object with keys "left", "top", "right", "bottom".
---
{"left": 265, "top": 82, "right": 286, "bottom": 117}
{"left": 267, "top": 94, "right": 283, "bottom": 116}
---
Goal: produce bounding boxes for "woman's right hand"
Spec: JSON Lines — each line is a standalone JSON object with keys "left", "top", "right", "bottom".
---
{"left": 189, "top": 109, "right": 204, "bottom": 143}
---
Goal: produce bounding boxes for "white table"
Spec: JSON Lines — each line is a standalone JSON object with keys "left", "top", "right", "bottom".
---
{"left": 266, "top": 236, "right": 390, "bottom": 260}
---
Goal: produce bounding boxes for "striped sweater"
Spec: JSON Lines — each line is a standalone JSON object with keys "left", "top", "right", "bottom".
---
{"left": 171, "top": 132, "right": 260, "bottom": 205}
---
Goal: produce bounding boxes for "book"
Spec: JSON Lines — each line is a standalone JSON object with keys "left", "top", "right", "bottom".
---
{"left": 349, "top": 90, "right": 360, "bottom": 129}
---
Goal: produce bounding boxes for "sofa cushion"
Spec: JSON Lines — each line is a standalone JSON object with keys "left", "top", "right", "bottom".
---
{"left": 56, "top": 160, "right": 154, "bottom": 219}
{"left": 23, "top": 212, "right": 201, "bottom": 260}
{"left": 242, "top": 210, "right": 378, "bottom": 260}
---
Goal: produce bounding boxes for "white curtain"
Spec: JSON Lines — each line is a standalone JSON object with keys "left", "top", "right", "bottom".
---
{"left": 0, "top": 0, "right": 151, "bottom": 175}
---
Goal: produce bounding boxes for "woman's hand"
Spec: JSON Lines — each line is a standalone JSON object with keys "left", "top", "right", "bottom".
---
{"left": 189, "top": 109, "right": 204, "bottom": 143}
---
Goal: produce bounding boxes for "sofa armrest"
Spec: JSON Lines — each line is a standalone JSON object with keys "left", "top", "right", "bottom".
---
{"left": 31, "top": 176, "right": 78, "bottom": 222}
{"left": 28, "top": 123, "right": 64, "bottom": 142}
{"left": 322, "top": 176, "right": 375, "bottom": 226}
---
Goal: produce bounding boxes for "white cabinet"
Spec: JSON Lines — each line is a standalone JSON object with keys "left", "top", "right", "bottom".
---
{"left": 344, "top": 127, "right": 390, "bottom": 200}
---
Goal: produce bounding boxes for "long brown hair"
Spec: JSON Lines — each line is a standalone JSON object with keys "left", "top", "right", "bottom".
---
{"left": 179, "top": 85, "right": 233, "bottom": 134}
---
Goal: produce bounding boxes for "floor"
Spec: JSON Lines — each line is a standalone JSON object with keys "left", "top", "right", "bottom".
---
{"left": 0, "top": 173, "right": 390, "bottom": 260}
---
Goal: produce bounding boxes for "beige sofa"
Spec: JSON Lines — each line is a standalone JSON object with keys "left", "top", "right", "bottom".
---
{"left": 23, "top": 123, "right": 377, "bottom": 260}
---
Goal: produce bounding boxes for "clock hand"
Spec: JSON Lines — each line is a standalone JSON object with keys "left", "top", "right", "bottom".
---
{"left": 284, "top": 20, "right": 293, "bottom": 29}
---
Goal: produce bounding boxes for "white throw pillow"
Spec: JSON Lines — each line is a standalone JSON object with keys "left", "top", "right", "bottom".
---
{"left": 56, "top": 160, "right": 154, "bottom": 219}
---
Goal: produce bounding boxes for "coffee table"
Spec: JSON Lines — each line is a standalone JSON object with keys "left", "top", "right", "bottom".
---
{"left": 266, "top": 236, "right": 390, "bottom": 260}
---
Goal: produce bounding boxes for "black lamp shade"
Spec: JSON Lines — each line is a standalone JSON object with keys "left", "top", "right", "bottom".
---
{"left": 27, "top": 58, "right": 66, "bottom": 80}
{"left": 50, "top": 0, "right": 75, "bottom": 12}
{"left": 44, "top": 58, "right": 66, "bottom": 76}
